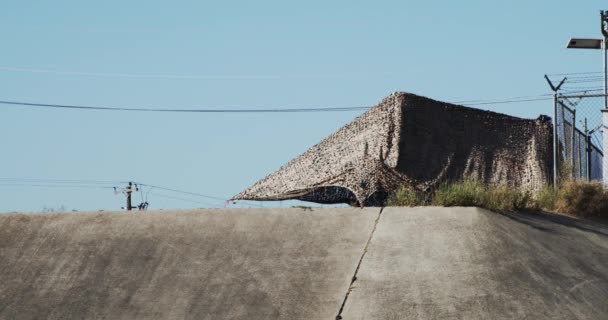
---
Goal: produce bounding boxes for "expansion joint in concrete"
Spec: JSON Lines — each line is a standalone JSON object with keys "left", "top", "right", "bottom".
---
{"left": 335, "top": 207, "right": 384, "bottom": 320}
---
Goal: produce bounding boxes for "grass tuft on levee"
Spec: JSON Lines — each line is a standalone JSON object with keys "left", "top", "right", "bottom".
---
{"left": 555, "top": 180, "right": 608, "bottom": 217}
{"left": 388, "top": 178, "right": 608, "bottom": 217}
{"left": 387, "top": 186, "right": 423, "bottom": 207}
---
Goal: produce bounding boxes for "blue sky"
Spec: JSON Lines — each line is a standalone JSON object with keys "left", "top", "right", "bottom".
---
{"left": 0, "top": 0, "right": 604, "bottom": 212}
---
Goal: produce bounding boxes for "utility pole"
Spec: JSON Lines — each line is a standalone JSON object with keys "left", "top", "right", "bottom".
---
{"left": 126, "top": 182, "right": 133, "bottom": 211}
{"left": 602, "top": 10, "right": 608, "bottom": 186}
{"left": 565, "top": 10, "right": 608, "bottom": 185}
{"left": 114, "top": 182, "right": 139, "bottom": 211}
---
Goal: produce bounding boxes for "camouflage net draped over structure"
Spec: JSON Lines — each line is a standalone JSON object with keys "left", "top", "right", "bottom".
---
{"left": 233, "top": 92, "right": 553, "bottom": 206}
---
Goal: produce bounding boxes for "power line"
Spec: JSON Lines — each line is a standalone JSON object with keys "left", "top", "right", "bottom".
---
{"left": 547, "top": 71, "right": 603, "bottom": 76}
{"left": 461, "top": 97, "right": 553, "bottom": 106}
{"left": 561, "top": 86, "right": 605, "bottom": 91}
{"left": 3, "top": 65, "right": 600, "bottom": 82}
{"left": 0, "top": 94, "right": 557, "bottom": 114}
{"left": 0, "top": 183, "right": 115, "bottom": 189}
{"left": 563, "top": 75, "right": 604, "bottom": 79}
{"left": 0, "top": 66, "right": 393, "bottom": 80}
{"left": 568, "top": 79, "right": 605, "bottom": 82}
{"left": 147, "top": 192, "right": 222, "bottom": 207}
{"left": 148, "top": 192, "right": 267, "bottom": 208}
{"left": 0, "top": 100, "right": 371, "bottom": 113}
{"left": 0, "top": 178, "right": 126, "bottom": 185}
{"left": 0, "top": 66, "right": 282, "bottom": 80}
{"left": 567, "top": 82, "right": 602, "bottom": 90}
{"left": 561, "top": 89, "right": 604, "bottom": 94}
{"left": 452, "top": 93, "right": 553, "bottom": 104}
{"left": 0, "top": 177, "right": 249, "bottom": 206}
{"left": 0, "top": 176, "right": 277, "bottom": 210}
{"left": 136, "top": 182, "right": 262, "bottom": 206}
{"left": 136, "top": 183, "right": 228, "bottom": 201}
{"left": 563, "top": 75, "right": 605, "bottom": 79}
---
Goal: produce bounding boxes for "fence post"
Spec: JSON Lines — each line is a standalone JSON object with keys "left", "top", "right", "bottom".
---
{"left": 603, "top": 26, "right": 608, "bottom": 186}
{"left": 603, "top": 108, "right": 608, "bottom": 185}
{"left": 545, "top": 75, "right": 566, "bottom": 188}
{"left": 572, "top": 109, "right": 576, "bottom": 179}
{"left": 587, "top": 136, "right": 593, "bottom": 181}
{"left": 553, "top": 93, "right": 559, "bottom": 187}
{"left": 585, "top": 119, "right": 592, "bottom": 181}
{"left": 576, "top": 134, "right": 581, "bottom": 179}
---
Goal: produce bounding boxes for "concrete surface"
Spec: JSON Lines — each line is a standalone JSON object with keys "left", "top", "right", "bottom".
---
{"left": 341, "top": 207, "right": 608, "bottom": 320}
{"left": 2, "top": 207, "right": 608, "bottom": 319}
{"left": 0, "top": 208, "right": 380, "bottom": 320}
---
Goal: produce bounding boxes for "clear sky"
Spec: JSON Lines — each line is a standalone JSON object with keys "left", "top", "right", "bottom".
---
{"left": 0, "top": 0, "right": 604, "bottom": 212}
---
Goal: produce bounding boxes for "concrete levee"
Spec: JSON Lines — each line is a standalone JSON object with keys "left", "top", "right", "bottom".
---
{"left": 0, "top": 208, "right": 380, "bottom": 320}
{"left": 2, "top": 207, "right": 608, "bottom": 319}
{"left": 341, "top": 207, "right": 608, "bottom": 320}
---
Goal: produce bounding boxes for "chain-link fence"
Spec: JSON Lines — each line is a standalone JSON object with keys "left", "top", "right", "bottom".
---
{"left": 555, "top": 93, "right": 604, "bottom": 182}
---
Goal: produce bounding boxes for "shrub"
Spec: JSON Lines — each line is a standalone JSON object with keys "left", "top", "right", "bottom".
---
{"left": 431, "top": 179, "right": 485, "bottom": 207}
{"left": 535, "top": 185, "right": 557, "bottom": 211}
{"left": 555, "top": 180, "right": 608, "bottom": 218}
{"left": 387, "top": 178, "right": 608, "bottom": 217}
{"left": 483, "top": 184, "right": 534, "bottom": 211}
{"left": 387, "top": 185, "right": 422, "bottom": 207}
{"left": 430, "top": 180, "right": 536, "bottom": 211}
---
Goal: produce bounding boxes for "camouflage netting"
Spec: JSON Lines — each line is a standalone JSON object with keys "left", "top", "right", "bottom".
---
{"left": 233, "top": 92, "right": 553, "bottom": 206}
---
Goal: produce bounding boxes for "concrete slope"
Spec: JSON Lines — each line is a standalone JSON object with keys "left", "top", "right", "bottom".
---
{"left": 341, "top": 207, "right": 608, "bottom": 320}
{"left": 0, "top": 208, "right": 380, "bottom": 320}
{"left": 2, "top": 207, "right": 608, "bottom": 320}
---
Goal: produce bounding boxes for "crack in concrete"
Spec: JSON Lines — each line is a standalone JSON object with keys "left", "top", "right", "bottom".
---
{"left": 335, "top": 207, "right": 384, "bottom": 320}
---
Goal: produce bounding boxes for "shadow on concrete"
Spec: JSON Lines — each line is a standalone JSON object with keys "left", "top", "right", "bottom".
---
{"left": 497, "top": 210, "right": 608, "bottom": 237}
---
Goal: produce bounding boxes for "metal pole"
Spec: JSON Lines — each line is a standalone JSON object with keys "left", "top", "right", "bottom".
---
{"left": 561, "top": 100, "right": 568, "bottom": 180}
{"left": 572, "top": 109, "right": 576, "bottom": 178}
{"left": 585, "top": 119, "right": 592, "bottom": 181}
{"left": 604, "top": 33, "right": 608, "bottom": 185}
{"left": 553, "top": 93, "right": 559, "bottom": 187}
{"left": 604, "top": 34, "right": 607, "bottom": 106}
{"left": 602, "top": 11, "right": 608, "bottom": 186}
{"left": 579, "top": 132, "right": 583, "bottom": 178}
{"left": 545, "top": 75, "right": 566, "bottom": 188}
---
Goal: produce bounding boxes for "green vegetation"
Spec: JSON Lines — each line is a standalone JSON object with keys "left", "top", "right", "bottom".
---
{"left": 387, "top": 186, "right": 422, "bottom": 207}
{"left": 387, "top": 178, "right": 608, "bottom": 217}
{"left": 535, "top": 185, "right": 558, "bottom": 211}
{"left": 431, "top": 179, "right": 535, "bottom": 211}
{"left": 479, "top": 184, "right": 535, "bottom": 212}
{"left": 432, "top": 179, "right": 485, "bottom": 207}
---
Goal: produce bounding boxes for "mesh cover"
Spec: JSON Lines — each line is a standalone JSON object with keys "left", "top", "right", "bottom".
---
{"left": 233, "top": 92, "right": 553, "bottom": 206}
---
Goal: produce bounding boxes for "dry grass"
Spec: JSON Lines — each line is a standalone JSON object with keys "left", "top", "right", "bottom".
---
{"left": 388, "top": 178, "right": 608, "bottom": 218}
{"left": 555, "top": 180, "right": 608, "bottom": 218}
{"left": 535, "top": 185, "right": 557, "bottom": 211}
{"left": 483, "top": 184, "right": 535, "bottom": 212}
{"left": 387, "top": 186, "right": 423, "bottom": 207}
{"left": 431, "top": 179, "right": 534, "bottom": 211}
{"left": 431, "top": 179, "right": 485, "bottom": 207}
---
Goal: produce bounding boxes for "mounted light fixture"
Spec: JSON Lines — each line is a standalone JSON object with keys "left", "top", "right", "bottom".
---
{"left": 566, "top": 38, "right": 603, "bottom": 49}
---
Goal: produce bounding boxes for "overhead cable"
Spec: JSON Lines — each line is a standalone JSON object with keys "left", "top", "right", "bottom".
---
{"left": 0, "top": 100, "right": 370, "bottom": 113}
{"left": 0, "top": 94, "right": 557, "bottom": 114}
